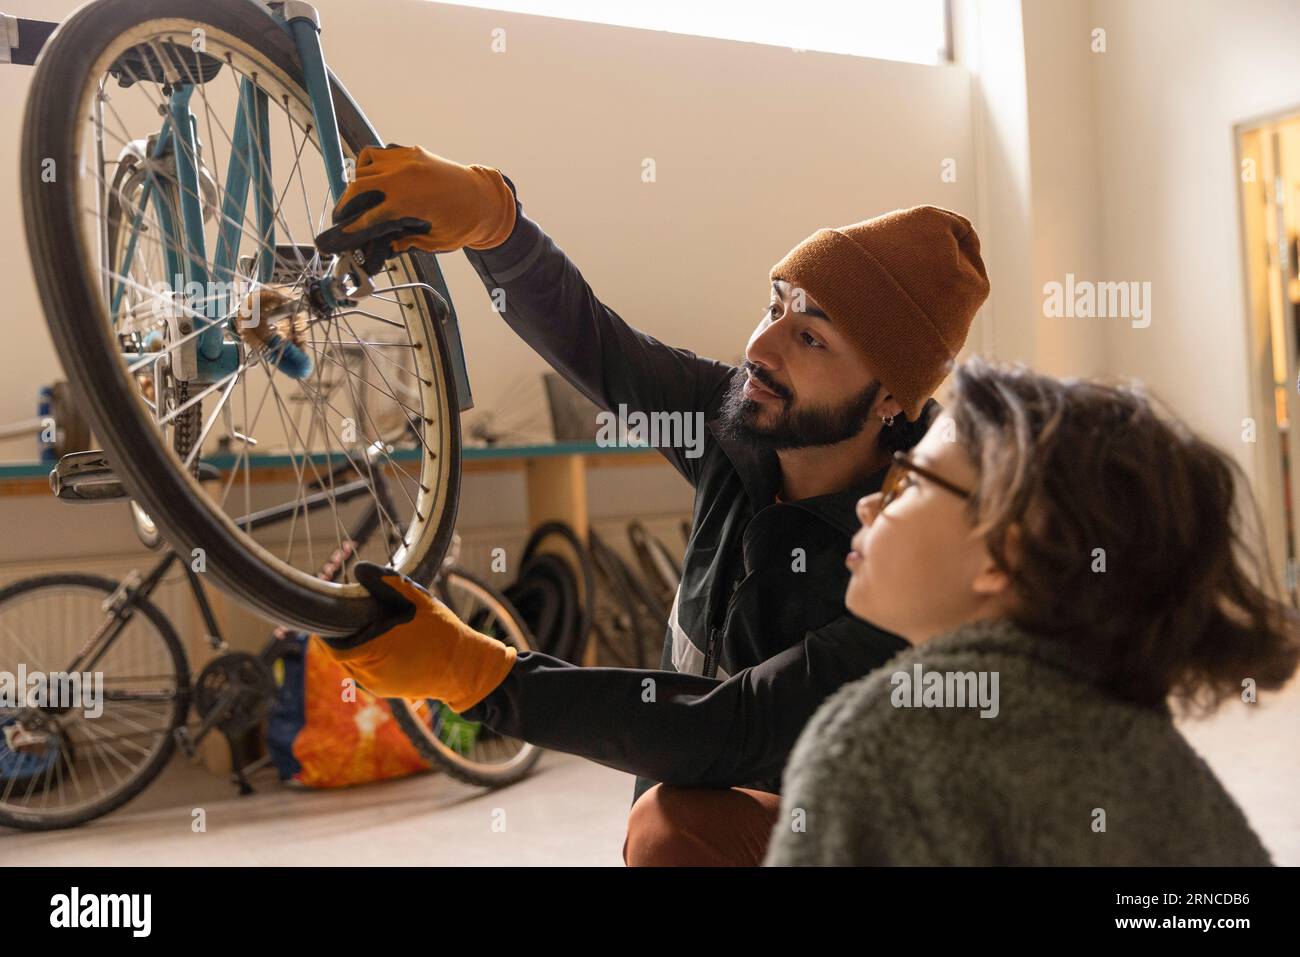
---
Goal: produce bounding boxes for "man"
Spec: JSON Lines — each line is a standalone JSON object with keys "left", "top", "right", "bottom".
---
{"left": 313, "top": 145, "right": 990, "bottom": 865}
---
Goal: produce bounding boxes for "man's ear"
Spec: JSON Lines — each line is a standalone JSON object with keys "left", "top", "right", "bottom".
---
{"left": 875, "top": 390, "right": 904, "bottom": 423}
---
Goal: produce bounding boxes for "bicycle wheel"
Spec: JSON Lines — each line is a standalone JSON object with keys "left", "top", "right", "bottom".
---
{"left": 0, "top": 574, "right": 190, "bottom": 831}
{"left": 626, "top": 520, "right": 682, "bottom": 607}
{"left": 505, "top": 522, "right": 594, "bottom": 663}
{"left": 392, "top": 568, "right": 543, "bottom": 788}
{"left": 23, "top": 0, "right": 461, "bottom": 635}
{"left": 587, "top": 527, "right": 667, "bottom": 669}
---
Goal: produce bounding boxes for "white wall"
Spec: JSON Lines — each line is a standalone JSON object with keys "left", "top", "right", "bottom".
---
{"left": 0, "top": 0, "right": 980, "bottom": 600}
{"left": 1088, "top": 0, "right": 1300, "bottom": 487}
{"left": 953, "top": 0, "right": 1298, "bottom": 492}
{"left": 953, "top": 0, "right": 1106, "bottom": 377}
{"left": 968, "top": 0, "right": 1300, "bottom": 487}
{"left": 0, "top": 0, "right": 978, "bottom": 455}
{"left": 952, "top": 0, "right": 1034, "bottom": 364}
{"left": 3, "top": 0, "right": 1291, "bottom": 514}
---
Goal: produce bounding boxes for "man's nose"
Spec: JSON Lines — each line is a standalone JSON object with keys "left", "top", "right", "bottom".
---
{"left": 746, "top": 316, "right": 785, "bottom": 371}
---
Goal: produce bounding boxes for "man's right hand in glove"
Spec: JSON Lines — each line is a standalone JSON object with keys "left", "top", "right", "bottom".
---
{"left": 318, "top": 561, "right": 517, "bottom": 712}
{"left": 313, "top": 145, "right": 516, "bottom": 257}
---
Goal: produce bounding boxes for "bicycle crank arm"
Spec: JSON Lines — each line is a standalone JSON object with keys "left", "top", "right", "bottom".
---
{"left": 172, "top": 724, "right": 198, "bottom": 761}
{"left": 180, "top": 704, "right": 227, "bottom": 754}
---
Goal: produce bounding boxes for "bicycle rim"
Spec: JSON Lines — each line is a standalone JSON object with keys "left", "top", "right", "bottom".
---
{"left": 23, "top": 0, "right": 460, "bottom": 634}
{"left": 0, "top": 575, "right": 189, "bottom": 830}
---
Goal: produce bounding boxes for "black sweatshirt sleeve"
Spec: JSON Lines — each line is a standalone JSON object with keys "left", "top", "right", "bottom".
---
{"left": 460, "top": 614, "right": 910, "bottom": 789}
{"left": 461, "top": 174, "right": 733, "bottom": 485}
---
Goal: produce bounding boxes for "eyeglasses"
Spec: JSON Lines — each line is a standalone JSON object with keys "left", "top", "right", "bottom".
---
{"left": 879, "top": 451, "right": 973, "bottom": 510}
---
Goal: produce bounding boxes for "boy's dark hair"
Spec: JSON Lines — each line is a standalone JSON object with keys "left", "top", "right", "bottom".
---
{"left": 949, "top": 357, "right": 1300, "bottom": 714}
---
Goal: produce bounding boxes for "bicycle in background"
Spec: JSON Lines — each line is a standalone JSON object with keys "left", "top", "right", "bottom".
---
{"left": 0, "top": 452, "right": 540, "bottom": 831}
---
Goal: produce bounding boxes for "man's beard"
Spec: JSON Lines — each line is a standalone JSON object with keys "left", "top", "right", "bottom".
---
{"left": 718, "top": 363, "right": 882, "bottom": 451}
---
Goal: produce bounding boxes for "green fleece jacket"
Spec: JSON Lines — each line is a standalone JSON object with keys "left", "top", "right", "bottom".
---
{"left": 765, "top": 616, "right": 1272, "bottom": 866}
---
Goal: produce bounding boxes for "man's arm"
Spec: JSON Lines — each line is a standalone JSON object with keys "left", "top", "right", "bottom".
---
{"left": 462, "top": 175, "right": 733, "bottom": 483}
{"left": 460, "top": 614, "right": 909, "bottom": 788}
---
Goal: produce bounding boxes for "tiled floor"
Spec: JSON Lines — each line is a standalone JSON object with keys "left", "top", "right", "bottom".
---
{"left": 1, "top": 750, "right": 635, "bottom": 866}
{"left": 1175, "top": 674, "right": 1300, "bottom": 866}
{"left": 3, "top": 675, "right": 1296, "bottom": 866}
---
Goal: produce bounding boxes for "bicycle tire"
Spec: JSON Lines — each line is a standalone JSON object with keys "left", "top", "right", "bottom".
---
{"left": 22, "top": 0, "right": 461, "bottom": 636}
{"left": 0, "top": 573, "right": 191, "bottom": 831}
{"left": 587, "top": 527, "right": 666, "bottom": 669}
{"left": 503, "top": 555, "right": 574, "bottom": 658}
{"left": 626, "top": 520, "right": 681, "bottom": 606}
{"left": 516, "top": 522, "right": 594, "bottom": 663}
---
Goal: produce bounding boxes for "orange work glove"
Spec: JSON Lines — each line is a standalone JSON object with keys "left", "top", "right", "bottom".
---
{"left": 312, "top": 144, "right": 516, "bottom": 256}
{"left": 318, "top": 562, "right": 516, "bottom": 712}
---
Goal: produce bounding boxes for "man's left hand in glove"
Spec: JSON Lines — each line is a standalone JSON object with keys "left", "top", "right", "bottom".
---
{"left": 313, "top": 144, "right": 516, "bottom": 259}
{"left": 318, "top": 561, "right": 516, "bottom": 712}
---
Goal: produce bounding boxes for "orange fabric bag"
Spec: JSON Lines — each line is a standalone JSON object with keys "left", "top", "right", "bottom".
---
{"left": 272, "top": 633, "right": 429, "bottom": 789}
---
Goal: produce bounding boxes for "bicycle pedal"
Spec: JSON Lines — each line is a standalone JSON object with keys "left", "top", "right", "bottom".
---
{"left": 172, "top": 724, "right": 197, "bottom": 760}
{"left": 3, "top": 720, "right": 53, "bottom": 755}
{"left": 49, "top": 450, "right": 129, "bottom": 503}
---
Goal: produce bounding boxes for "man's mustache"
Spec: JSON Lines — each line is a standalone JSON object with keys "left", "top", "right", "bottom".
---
{"left": 743, "top": 362, "right": 791, "bottom": 400}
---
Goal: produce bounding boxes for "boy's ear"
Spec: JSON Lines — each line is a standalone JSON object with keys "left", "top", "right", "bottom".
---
{"left": 972, "top": 523, "right": 1020, "bottom": 598}
{"left": 971, "top": 563, "right": 1011, "bottom": 598}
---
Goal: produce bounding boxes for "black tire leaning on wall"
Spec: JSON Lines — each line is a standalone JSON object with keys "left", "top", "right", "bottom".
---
{"left": 505, "top": 522, "right": 594, "bottom": 663}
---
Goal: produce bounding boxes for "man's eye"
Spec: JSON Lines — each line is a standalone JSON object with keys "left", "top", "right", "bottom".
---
{"left": 800, "top": 330, "right": 824, "bottom": 348}
{"left": 765, "top": 302, "right": 781, "bottom": 320}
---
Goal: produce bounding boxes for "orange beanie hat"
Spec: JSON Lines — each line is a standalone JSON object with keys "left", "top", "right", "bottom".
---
{"left": 770, "top": 205, "right": 990, "bottom": 421}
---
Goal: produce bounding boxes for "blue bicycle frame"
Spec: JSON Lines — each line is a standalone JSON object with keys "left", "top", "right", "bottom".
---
{"left": 107, "top": 1, "right": 474, "bottom": 407}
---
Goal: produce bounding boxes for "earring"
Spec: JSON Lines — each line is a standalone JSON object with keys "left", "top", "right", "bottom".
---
{"left": 882, "top": 414, "right": 895, "bottom": 428}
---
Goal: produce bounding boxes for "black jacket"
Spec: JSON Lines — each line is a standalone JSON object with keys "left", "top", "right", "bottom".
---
{"left": 461, "top": 174, "right": 913, "bottom": 801}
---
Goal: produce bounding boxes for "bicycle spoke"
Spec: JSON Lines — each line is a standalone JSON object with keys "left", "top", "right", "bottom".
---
{"left": 21, "top": 15, "right": 459, "bottom": 671}
{"left": 317, "top": 325, "right": 410, "bottom": 553}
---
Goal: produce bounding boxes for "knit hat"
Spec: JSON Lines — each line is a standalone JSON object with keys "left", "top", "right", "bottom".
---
{"left": 769, "top": 205, "right": 989, "bottom": 422}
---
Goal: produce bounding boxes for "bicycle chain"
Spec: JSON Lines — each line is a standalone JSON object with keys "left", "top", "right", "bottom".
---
{"left": 172, "top": 379, "right": 201, "bottom": 478}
